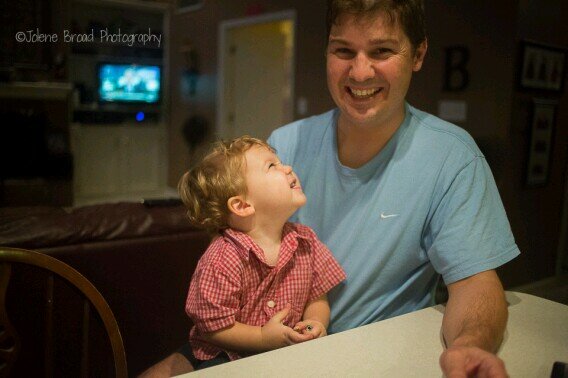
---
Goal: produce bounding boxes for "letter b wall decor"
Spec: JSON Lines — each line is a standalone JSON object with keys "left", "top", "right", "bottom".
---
{"left": 443, "top": 45, "right": 470, "bottom": 91}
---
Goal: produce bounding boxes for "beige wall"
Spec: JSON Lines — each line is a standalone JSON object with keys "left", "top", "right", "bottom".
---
{"left": 167, "top": 0, "right": 568, "bottom": 287}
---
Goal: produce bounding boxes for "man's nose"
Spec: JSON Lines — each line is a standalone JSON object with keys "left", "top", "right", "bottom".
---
{"left": 349, "top": 53, "right": 375, "bottom": 82}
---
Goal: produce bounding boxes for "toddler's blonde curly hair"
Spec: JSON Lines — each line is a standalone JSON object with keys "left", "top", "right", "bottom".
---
{"left": 178, "top": 136, "right": 274, "bottom": 234}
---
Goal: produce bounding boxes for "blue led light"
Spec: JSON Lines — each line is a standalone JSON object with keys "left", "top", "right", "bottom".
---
{"left": 136, "top": 111, "right": 145, "bottom": 122}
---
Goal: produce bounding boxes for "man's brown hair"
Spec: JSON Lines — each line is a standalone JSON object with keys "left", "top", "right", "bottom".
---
{"left": 326, "top": 0, "right": 426, "bottom": 50}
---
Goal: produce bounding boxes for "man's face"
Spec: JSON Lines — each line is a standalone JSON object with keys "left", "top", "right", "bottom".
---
{"left": 243, "top": 146, "right": 306, "bottom": 219}
{"left": 326, "top": 12, "right": 427, "bottom": 129}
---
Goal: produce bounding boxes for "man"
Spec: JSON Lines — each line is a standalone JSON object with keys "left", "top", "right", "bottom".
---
{"left": 269, "top": 0, "right": 518, "bottom": 376}
{"left": 141, "top": 1, "right": 518, "bottom": 376}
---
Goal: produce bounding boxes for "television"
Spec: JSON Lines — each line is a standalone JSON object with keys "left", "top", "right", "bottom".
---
{"left": 98, "top": 63, "right": 161, "bottom": 104}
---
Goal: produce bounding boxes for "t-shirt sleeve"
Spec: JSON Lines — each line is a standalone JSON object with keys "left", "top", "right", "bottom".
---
{"left": 425, "top": 157, "right": 520, "bottom": 284}
{"left": 306, "top": 228, "right": 347, "bottom": 301}
{"left": 268, "top": 126, "right": 294, "bottom": 165}
{"left": 185, "top": 254, "right": 241, "bottom": 333}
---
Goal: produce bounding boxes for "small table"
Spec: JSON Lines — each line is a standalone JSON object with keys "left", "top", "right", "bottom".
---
{"left": 180, "top": 292, "right": 568, "bottom": 377}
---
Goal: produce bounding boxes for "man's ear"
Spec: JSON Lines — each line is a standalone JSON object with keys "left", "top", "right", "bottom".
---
{"left": 227, "top": 196, "right": 255, "bottom": 217}
{"left": 412, "top": 39, "right": 428, "bottom": 72}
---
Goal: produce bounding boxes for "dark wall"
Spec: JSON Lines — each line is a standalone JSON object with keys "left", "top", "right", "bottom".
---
{"left": 501, "top": 0, "right": 568, "bottom": 286}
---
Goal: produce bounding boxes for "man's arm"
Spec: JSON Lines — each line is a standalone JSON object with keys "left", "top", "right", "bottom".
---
{"left": 442, "top": 269, "right": 507, "bottom": 351}
{"left": 439, "top": 269, "right": 508, "bottom": 377}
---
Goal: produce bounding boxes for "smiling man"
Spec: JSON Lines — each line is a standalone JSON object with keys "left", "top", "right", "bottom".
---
{"left": 140, "top": 1, "right": 519, "bottom": 377}
{"left": 268, "top": 1, "right": 519, "bottom": 377}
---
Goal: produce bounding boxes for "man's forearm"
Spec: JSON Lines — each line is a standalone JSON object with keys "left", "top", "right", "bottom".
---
{"left": 442, "top": 270, "right": 508, "bottom": 352}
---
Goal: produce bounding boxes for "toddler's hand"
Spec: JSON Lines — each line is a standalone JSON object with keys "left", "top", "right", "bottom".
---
{"left": 293, "top": 319, "right": 327, "bottom": 338}
{"left": 261, "top": 304, "right": 314, "bottom": 350}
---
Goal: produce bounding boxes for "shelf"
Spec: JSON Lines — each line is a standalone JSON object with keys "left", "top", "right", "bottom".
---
{"left": 73, "top": 0, "right": 170, "bottom": 13}
{"left": 74, "top": 103, "right": 161, "bottom": 112}
{"left": 70, "top": 43, "right": 163, "bottom": 60}
{"left": 71, "top": 41, "right": 163, "bottom": 51}
{"left": 0, "top": 82, "right": 73, "bottom": 100}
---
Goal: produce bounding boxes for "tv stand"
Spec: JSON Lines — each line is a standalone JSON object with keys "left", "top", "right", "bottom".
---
{"left": 66, "top": 0, "right": 171, "bottom": 205}
{"left": 73, "top": 108, "right": 161, "bottom": 124}
{"left": 71, "top": 120, "right": 170, "bottom": 206}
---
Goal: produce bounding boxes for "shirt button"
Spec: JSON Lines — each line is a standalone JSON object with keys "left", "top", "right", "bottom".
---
{"left": 267, "top": 300, "right": 276, "bottom": 308}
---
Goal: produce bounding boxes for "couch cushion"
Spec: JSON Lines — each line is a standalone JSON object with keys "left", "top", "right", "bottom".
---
{"left": 0, "top": 202, "right": 196, "bottom": 248}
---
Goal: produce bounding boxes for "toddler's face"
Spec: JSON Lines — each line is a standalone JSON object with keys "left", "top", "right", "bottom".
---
{"left": 243, "top": 146, "right": 306, "bottom": 218}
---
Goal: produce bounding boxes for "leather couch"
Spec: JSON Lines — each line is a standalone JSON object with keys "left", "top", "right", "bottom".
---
{"left": 0, "top": 202, "right": 210, "bottom": 376}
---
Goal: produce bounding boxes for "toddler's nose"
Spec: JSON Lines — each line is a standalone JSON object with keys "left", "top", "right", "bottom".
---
{"left": 282, "top": 164, "right": 293, "bottom": 174}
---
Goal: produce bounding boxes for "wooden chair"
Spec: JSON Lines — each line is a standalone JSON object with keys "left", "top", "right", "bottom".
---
{"left": 0, "top": 247, "right": 127, "bottom": 377}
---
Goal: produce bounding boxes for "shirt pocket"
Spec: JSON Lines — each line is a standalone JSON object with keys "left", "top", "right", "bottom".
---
{"left": 281, "top": 254, "right": 312, "bottom": 295}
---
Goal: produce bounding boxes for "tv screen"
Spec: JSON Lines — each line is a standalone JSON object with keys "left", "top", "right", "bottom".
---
{"left": 98, "top": 63, "right": 161, "bottom": 104}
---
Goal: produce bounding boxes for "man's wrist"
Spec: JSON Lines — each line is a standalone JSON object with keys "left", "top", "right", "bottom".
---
{"left": 445, "top": 334, "right": 503, "bottom": 355}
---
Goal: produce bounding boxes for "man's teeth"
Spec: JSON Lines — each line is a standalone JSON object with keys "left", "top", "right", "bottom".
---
{"left": 350, "top": 88, "right": 379, "bottom": 98}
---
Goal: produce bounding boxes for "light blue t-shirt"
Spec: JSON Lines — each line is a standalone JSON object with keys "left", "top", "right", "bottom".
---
{"left": 268, "top": 104, "right": 520, "bottom": 334}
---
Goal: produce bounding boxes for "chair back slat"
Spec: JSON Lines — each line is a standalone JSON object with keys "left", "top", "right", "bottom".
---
{"left": 0, "top": 263, "right": 21, "bottom": 377}
{"left": 45, "top": 273, "right": 54, "bottom": 378}
{"left": 81, "top": 300, "right": 90, "bottom": 378}
{"left": 0, "top": 248, "right": 127, "bottom": 377}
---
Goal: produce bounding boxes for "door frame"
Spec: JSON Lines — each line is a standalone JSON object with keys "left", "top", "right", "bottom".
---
{"left": 557, "top": 162, "right": 568, "bottom": 275}
{"left": 216, "top": 10, "right": 296, "bottom": 138}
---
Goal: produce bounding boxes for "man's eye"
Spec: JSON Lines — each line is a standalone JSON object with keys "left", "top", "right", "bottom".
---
{"left": 333, "top": 48, "right": 355, "bottom": 58}
{"left": 269, "top": 163, "right": 276, "bottom": 169}
{"left": 371, "top": 48, "right": 393, "bottom": 58}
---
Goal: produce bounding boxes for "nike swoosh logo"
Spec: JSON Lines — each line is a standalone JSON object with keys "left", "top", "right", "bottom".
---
{"left": 380, "top": 213, "right": 399, "bottom": 219}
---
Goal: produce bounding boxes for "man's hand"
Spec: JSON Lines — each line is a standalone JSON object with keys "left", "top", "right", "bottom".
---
{"left": 293, "top": 319, "right": 327, "bottom": 338}
{"left": 261, "top": 304, "right": 314, "bottom": 350}
{"left": 440, "top": 345, "right": 507, "bottom": 378}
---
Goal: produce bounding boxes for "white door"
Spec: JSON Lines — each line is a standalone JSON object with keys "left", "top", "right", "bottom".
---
{"left": 218, "top": 12, "right": 295, "bottom": 141}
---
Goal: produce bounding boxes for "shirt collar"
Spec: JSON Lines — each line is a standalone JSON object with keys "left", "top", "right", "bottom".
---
{"left": 223, "top": 223, "right": 310, "bottom": 262}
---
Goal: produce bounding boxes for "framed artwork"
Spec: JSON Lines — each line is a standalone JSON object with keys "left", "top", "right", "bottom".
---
{"left": 526, "top": 99, "right": 557, "bottom": 187}
{"left": 177, "top": 0, "right": 204, "bottom": 13}
{"left": 519, "top": 41, "right": 567, "bottom": 92}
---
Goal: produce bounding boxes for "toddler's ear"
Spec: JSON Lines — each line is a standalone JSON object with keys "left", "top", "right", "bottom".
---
{"left": 227, "top": 196, "right": 255, "bottom": 217}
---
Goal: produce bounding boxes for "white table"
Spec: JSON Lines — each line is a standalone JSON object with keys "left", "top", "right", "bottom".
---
{"left": 179, "top": 292, "right": 568, "bottom": 377}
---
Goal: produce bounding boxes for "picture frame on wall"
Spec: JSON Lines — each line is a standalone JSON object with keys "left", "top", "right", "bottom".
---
{"left": 519, "top": 41, "right": 567, "bottom": 92}
{"left": 526, "top": 99, "right": 557, "bottom": 187}
{"left": 177, "top": 0, "right": 204, "bottom": 14}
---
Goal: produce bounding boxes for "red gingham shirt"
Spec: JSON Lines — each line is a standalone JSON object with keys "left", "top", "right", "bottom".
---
{"left": 186, "top": 222, "right": 346, "bottom": 361}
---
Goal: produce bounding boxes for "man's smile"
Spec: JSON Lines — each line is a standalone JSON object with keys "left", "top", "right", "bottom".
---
{"left": 346, "top": 86, "right": 383, "bottom": 99}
